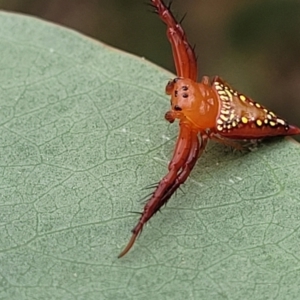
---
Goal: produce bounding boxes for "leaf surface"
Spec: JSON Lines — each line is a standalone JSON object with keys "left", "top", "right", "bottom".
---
{"left": 0, "top": 12, "right": 300, "bottom": 300}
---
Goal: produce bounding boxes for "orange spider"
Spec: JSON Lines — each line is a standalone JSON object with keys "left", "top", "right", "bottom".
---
{"left": 118, "top": 0, "right": 300, "bottom": 258}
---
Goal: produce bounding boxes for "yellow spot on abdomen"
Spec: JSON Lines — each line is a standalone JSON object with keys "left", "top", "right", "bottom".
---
{"left": 256, "top": 119, "right": 263, "bottom": 127}
{"left": 239, "top": 95, "right": 246, "bottom": 101}
{"left": 241, "top": 116, "right": 248, "bottom": 124}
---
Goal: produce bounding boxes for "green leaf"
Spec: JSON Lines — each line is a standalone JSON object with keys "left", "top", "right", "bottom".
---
{"left": 1, "top": 12, "right": 300, "bottom": 300}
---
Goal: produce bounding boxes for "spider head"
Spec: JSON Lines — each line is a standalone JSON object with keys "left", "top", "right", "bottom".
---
{"left": 164, "top": 77, "right": 199, "bottom": 124}
{"left": 164, "top": 77, "right": 218, "bottom": 129}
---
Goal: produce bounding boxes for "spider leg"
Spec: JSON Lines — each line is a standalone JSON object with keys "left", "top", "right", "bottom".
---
{"left": 151, "top": 0, "right": 198, "bottom": 80}
{"left": 142, "top": 130, "right": 202, "bottom": 216}
{"left": 118, "top": 123, "right": 193, "bottom": 258}
{"left": 158, "top": 133, "right": 207, "bottom": 206}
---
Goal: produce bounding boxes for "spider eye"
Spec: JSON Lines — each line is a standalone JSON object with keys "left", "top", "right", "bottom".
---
{"left": 174, "top": 105, "right": 182, "bottom": 111}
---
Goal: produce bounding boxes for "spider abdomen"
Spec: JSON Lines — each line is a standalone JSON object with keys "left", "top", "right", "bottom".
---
{"left": 212, "top": 77, "right": 300, "bottom": 138}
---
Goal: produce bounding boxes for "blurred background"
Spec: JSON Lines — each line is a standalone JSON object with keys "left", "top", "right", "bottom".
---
{"left": 1, "top": 0, "right": 300, "bottom": 140}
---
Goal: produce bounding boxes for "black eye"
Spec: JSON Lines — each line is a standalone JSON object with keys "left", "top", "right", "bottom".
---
{"left": 174, "top": 105, "right": 182, "bottom": 111}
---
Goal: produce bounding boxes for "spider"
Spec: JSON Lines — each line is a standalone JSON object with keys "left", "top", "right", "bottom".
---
{"left": 118, "top": 0, "right": 300, "bottom": 258}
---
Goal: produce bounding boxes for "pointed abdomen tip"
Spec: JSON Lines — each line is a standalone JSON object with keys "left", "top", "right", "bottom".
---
{"left": 288, "top": 124, "right": 300, "bottom": 135}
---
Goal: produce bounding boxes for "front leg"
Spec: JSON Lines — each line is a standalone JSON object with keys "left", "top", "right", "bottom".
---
{"left": 158, "top": 132, "right": 208, "bottom": 207}
{"left": 151, "top": 0, "right": 198, "bottom": 80}
{"left": 118, "top": 123, "right": 193, "bottom": 257}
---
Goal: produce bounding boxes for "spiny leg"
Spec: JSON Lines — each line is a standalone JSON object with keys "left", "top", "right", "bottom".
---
{"left": 142, "top": 130, "right": 202, "bottom": 218}
{"left": 118, "top": 123, "right": 193, "bottom": 258}
{"left": 158, "top": 133, "right": 207, "bottom": 206}
{"left": 151, "top": 0, "right": 198, "bottom": 80}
